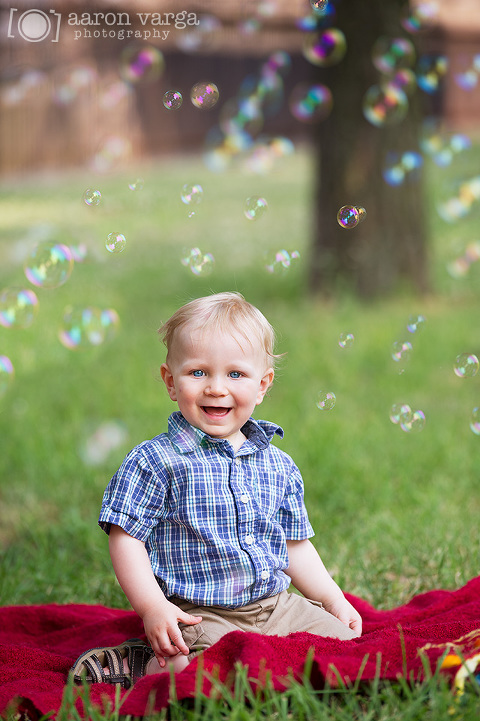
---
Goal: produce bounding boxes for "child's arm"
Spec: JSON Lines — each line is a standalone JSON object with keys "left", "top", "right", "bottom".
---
{"left": 109, "top": 524, "right": 202, "bottom": 666}
{"left": 285, "top": 539, "right": 362, "bottom": 635}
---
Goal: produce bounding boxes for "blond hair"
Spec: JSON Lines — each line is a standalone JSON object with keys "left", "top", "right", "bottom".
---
{"left": 158, "top": 292, "right": 280, "bottom": 368}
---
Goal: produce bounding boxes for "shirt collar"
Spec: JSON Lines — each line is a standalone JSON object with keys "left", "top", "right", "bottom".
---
{"left": 167, "top": 411, "right": 284, "bottom": 454}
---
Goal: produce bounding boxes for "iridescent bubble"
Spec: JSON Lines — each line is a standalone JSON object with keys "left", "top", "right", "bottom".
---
{"left": 83, "top": 188, "right": 101, "bottom": 206}
{"left": 0, "top": 287, "right": 39, "bottom": 329}
{"left": 163, "top": 90, "right": 183, "bottom": 110}
{"left": 470, "top": 407, "right": 480, "bottom": 435}
{"left": 0, "top": 355, "right": 14, "bottom": 397}
{"left": 363, "top": 83, "right": 408, "bottom": 126}
{"left": 128, "top": 178, "right": 144, "bottom": 191}
{"left": 390, "top": 68, "right": 417, "bottom": 95}
{"left": 289, "top": 83, "right": 332, "bottom": 123}
{"left": 265, "top": 249, "right": 300, "bottom": 274}
{"left": 401, "top": 1, "right": 438, "bottom": 32}
{"left": 401, "top": 409, "right": 426, "bottom": 433}
{"left": 454, "top": 353, "right": 479, "bottom": 378}
{"left": 181, "top": 247, "right": 215, "bottom": 276}
{"left": 59, "top": 306, "right": 106, "bottom": 350}
{"left": 390, "top": 403, "right": 412, "bottom": 425}
{"left": 416, "top": 55, "right": 448, "bottom": 93}
{"left": 407, "top": 314, "right": 426, "bottom": 333}
{"left": 372, "top": 37, "right": 416, "bottom": 74}
{"left": 106, "top": 232, "right": 126, "bottom": 254}
{"left": 303, "top": 29, "right": 347, "bottom": 67}
{"left": 120, "top": 45, "right": 164, "bottom": 84}
{"left": 24, "top": 241, "right": 74, "bottom": 289}
{"left": 310, "top": 0, "right": 328, "bottom": 13}
{"left": 337, "top": 205, "right": 366, "bottom": 229}
{"left": 455, "top": 69, "right": 478, "bottom": 91}
{"left": 316, "top": 390, "right": 336, "bottom": 410}
{"left": 190, "top": 81, "right": 219, "bottom": 110}
{"left": 245, "top": 196, "right": 268, "bottom": 221}
{"left": 80, "top": 420, "right": 129, "bottom": 466}
{"left": 338, "top": 332, "right": 354, "bottom": 349}
{"left": 181, "top": 183, "right": 203, "bottom": 205}
{"left": 392, "top": 340, "right": 413, "bottom": 363}
{"left": 101, "top": 308, "right": 120, "bottom": 342}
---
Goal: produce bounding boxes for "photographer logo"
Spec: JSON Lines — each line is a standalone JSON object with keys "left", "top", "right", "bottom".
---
{"left": 7, "top": 8, "right": 62, "bottom": 42}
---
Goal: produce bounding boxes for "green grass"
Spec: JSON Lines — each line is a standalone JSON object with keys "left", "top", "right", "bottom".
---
{"left": 1, "top": 146, "right": 480, "bottom": 717}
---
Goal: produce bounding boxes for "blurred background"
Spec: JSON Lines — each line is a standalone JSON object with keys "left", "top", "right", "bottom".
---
{"left": 1, "top": 0, "right": 480, "bottom": 608}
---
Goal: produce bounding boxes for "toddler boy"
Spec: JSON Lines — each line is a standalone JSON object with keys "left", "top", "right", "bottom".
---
{"left": 72, "top": 292, "right": 361, "bottom": 687}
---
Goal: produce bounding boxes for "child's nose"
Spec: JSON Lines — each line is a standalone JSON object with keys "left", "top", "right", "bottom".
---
{"left": 205, "top": 376, "right": 227, "bottom": 395}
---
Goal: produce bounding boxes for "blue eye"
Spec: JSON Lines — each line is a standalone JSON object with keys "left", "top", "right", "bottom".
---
{"left": 192, "top": 370, "right": 204, "bottom": 377}
{"left": 229, "top": 371, "right": 242, "bottom": 379}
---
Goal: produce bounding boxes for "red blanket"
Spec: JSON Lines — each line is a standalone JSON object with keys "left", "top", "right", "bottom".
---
{"left": 1, "top": 577, "right": 480, "bottom": 718}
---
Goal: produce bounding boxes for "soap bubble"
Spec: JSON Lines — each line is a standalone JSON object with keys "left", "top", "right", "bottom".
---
{"left": 454, "top": 353, "right": 479, "bottom": 378}
{"left": 310, "top": 0, "right": 328, "bottom": 13}
{"left": 181, "top": 247, "right": 215, "bottom": 276}
{"left": 316, "top": 390, "right": 336, "bottom": 410}
{"left": 390, "top": 403, "right": 412, "bottom": 425}
{"left": 128, "top": 178, "right": 144, "bottom": 191}
{"left": 372, "top": 37, "right": 416, "bottom": 74}
{"left": 416, "top": 55, "right": 448, "bottom": 94}
{"left": 24, "top": 241, "right": 74, "bottom": 289}
{"left": 265, "top": 249, "right": 300, "bottom": 274}
{"left": 80, "top": 420, "right": 129, "bottom": 466}
{"left": 289, "top": 83, "right": 333, "bottom": 123}
{"left": 337, "top": 205, "right": 366, "bottom": 229}
{"left": 83, "top": 188, "right": 101, "bottom": 206}
{"left": 0, "top": 356, "right": 14, "bottom": 397}
{"left": 190, "top": 81, "right": 219, "bottom": 110}
{"left": 181, "top": 183, "right": 203, "bottom": 205}
{"left": 303, "top": 29, "right": 347, "bottom": 67}
{"left": 106, "top": 232, "right": 126, "bottom": 254}
{"left": 59, "top": 306, "right": 114, "bottom": 349}
{"left": 470, "top": 407, "right": 480, "bottom": 435}
{"left": 245, "top": 196, "right": 268, "bottom": 221}
{"left": 400, "top": 409, "right": 426, "bottom": 433}
{"left": 338, "top": 332, "right": 354, "bottom": 349}
{"left": 401, "top": 1, "right": 438, "bottom": 33}
{"left": 392, "top": 340, "right": 413, "bottom": 363}
{"left": 0, "top": 287, "right": 39, "bottom": 329}
{"left": 407, "top": 314, "right": 426, "bottom": 333}
{"left": 120, "top": 45, "right": 164, "bottom": 84}
{"left": 363, "top": 83, "right": 408, "bottom": 126}
{"left": 383, "top": 151, "right": 423, "bottom": 186}
{"left": 163, "top": 90, "right": 183, "bottom": 110}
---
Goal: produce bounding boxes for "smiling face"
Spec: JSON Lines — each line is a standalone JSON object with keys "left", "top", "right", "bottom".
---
{"left": 160, "top": 324, "right": 274, "bottom": 452}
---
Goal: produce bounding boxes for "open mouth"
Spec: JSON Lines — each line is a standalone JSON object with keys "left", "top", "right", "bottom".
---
{"left": 202, "top": 406, "right": 231, "bottom": 418}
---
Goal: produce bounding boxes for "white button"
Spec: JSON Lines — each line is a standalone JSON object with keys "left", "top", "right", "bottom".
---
{"left": 245, "top": 534, "right": 254, "bottom": 545}
{"left": 260, "top": 570, "right": 269, "bottom": 580}
{"left": 234, "top": 458, "right": 241, "bottom": 465}
{"left": 240, "top": 494, "right": 249, "bottom": 503}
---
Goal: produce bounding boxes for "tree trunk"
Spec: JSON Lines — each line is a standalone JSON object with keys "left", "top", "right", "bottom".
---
{"left": 309, "top": 0, "right": 429, "bottom": 297}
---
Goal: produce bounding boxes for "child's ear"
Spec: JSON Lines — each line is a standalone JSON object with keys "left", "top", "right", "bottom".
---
{"left": 256, "top": 367, "right": 274, "bottom": 405}
{"left": 160, "top": 363, "right": 177, "bottom": 401}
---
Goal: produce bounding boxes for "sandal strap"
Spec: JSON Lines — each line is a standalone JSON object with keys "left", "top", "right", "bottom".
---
{"left": 128, "top": 643, "right": 155, "bottom": 684}
{"left": 104, "top": 648, "right": 131, "bottom": 689}
{"left": 82, "top": 653, "right": 108, "bottom": 683}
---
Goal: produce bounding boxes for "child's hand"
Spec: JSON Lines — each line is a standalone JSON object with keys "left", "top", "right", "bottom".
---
{"left": 141, "top": 600, "right": 202, "bottom": 667}
{"left": 324, "top": 596, "right": 362, "bottom": 636}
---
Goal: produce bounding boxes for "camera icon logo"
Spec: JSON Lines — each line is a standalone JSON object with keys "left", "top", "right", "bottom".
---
{"left": 7, "top": 8, "right": 61, "bottom": 42}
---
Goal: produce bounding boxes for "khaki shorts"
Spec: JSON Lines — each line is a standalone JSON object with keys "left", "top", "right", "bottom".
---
{"left": 172, "top": 590, "right": 357, "bottom": 661}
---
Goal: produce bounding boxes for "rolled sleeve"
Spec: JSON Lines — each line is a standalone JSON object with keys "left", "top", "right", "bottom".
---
{"left": 275, "top": 464, "right": 314, "bottom": 540}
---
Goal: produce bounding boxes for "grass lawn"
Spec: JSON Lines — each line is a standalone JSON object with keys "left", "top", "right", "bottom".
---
{"left": 1, "top": 145, "right": 480, "bottom": 718}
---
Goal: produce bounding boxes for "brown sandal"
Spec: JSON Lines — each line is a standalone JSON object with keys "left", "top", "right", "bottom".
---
{"left": 70, "top": 638, "right": 155, "bottom": 689}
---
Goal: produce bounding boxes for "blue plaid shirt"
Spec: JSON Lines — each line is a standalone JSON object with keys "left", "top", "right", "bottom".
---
{"left": 99, "top": 411, "right": 314, "bottom": 608}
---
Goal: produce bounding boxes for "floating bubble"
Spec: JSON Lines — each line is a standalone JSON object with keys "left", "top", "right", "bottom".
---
{"left": 106, "top": 232, "right": 126, "bottom": 254}
{"left": 383, "top": 151, "right": 423, "bottom": 186}
{"left": 310, "top": 0, "right": 328, "bottom": 13}
{"left": 392, "top": 340, "right": 413, "bottom": 363}
{"left": 303, "top": 29, "right": 347, "bottom": 67}
{"left": 181, "top": 183, "right": 203, "bottom": 205}
{"left": 338, "top": 332, "right": 354, "bottom": 349}
{"left": 390, "top": 403, "right": 412, "bottom": 425}
{"left": 0, "top": 356, "right": 14, "bottom": 397}
{"left": 401, "top": 1, "right": 438, "bottom": 32}
{"left": 372, "top": 37, "right": 416, "bottom": 74}
{"left": 188, "top": 211, "right": 196, "bottom": 219}
{"left": 401, "top": 409, "right": 426, "bottom": 433}
{"left": 363, "top": 83, "right": 408, "bottom": 126}
{"left": 390, "top": 68, "right": 417, "bottom": 95}
{"left": 59, "top": 306, "right": 110, "bottom": 350}
{"left": 181, "top": 247, "right": 215, "bottom": 276}
{"left": 316, "top": 390, "right": 336, "bottom": 410}
{"left": 120, "top": 45, "right": 164, "bottom": 84}
{"left": 190, "top": 81, "right": 219, "bottom": 110}
{"left": 163, "top": 90, "right": 183, "bottom": 110}
{"left": 245, "top": 196, "right": 268, "bottom": 221}
{"left": 470, "top": 407, "right": 480, "bottom": 435}
{"left": 0, "top": 287, "right": 39, "bottom": 329}
{"left": 101, "top": 308, "right": 120, "bottom": 342}
{"left": 289, "top": 83, "right": 332, "bottom": 123}
{"left": 454, "top": 353, "right": 479, "bottom": 378}
{"left": 455, "top": 69, "right": 478, "bottom": 91}
{"left": 90, "top": 135, "right": 132, "bottom": 173}
{"left": 265, "top": 249, "right": 300, "bottom": 274}
{"left": 83, "top": 188, "right": 101, "bottom": 206}
{"left": 24, "top": 241, "right": 74, "bottom": 289}
{"left": 128, "top": 178, "right": 144, "bottom": 191}
{"left": 80, "top": 420, "right": 129, "bottom": 466}
{"left": 407, "top": 314, "right": 426, "bottom": 333}
{"left": 337, "top": 205, "right": 366, "bottom": 229}
{"left": 416, "top": 55, "right": 448, "bottom": 94}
